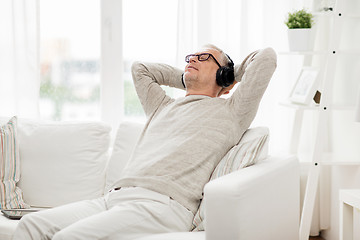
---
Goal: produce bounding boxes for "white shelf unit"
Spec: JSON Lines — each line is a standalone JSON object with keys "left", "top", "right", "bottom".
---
{"left": 280, "top": 1, "right": 360, "bottom": 240}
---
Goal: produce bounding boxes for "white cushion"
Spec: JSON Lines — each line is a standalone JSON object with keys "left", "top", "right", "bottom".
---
{"left": 0, "top": 117, "right": 111, "bottom": 207}
{"left": 192, "top": 127, "right": 269, "bottom": 231}
{"left": 0, "top": 116, "right": 29, "bottom": 209}
{"left": 105, "top": 121, "right": 144, "bottom": 191}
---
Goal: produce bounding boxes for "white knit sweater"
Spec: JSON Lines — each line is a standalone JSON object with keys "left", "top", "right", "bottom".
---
{"left": 113, "top": 48, "right": 277, "bottom": 214}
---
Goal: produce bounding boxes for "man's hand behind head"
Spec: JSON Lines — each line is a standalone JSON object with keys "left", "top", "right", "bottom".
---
{"left": 217, "top": 80, "right": 238, "bottom": 97}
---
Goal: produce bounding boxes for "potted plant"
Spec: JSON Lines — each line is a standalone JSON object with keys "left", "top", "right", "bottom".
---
{"left": 285, "top": 9, "right": 314, "bottom": 51}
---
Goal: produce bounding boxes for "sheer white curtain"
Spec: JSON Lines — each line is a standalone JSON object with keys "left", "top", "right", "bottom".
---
{"left": 0, "top": 0, "right": 39, "bottom": 118}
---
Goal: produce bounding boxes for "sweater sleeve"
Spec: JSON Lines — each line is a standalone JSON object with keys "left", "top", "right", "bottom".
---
{"left": 131, "top": 62, "right": 185, "bottom": 118}
{"left": 227, "top": 48, "right": 277, "bottom": 127}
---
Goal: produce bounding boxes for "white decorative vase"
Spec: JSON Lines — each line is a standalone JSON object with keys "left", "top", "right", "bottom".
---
{"left": 287, "top": 28, "right": 312, "bottom": 52}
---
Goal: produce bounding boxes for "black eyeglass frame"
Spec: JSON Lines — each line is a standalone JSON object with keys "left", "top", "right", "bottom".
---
{"left": 185, "top": 53, "right": 222, "bottom": 68}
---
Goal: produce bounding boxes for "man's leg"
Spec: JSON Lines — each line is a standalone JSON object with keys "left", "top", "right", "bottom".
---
{"left": 52, "top": 187, "right": 194, "bottom": 240}
{"left": 12, "top": 196, "right": 107, "bottom": 240}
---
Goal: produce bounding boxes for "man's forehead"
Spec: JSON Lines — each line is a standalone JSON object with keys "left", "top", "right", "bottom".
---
{"left": 194, "top": 48, "right": 219, "bottom": 56}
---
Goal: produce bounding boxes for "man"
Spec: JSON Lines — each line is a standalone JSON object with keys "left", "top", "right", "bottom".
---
{"left": 13, "top": 45, "right": 276, "bottom": 240}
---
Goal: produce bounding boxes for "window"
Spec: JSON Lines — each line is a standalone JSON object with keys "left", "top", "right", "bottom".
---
{"left": 39, "top": 0, "right": 101, "bottom": 121}
{"left": 39, "top": 0, "right": 178, "bottom": 122}
{"left": 122, "top": 0, "right": 178, "bottom": 120}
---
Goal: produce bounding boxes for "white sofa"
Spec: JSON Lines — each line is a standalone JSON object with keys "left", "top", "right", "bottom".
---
{"left": 0, "top": 118, "right": 300, "bottom": 240}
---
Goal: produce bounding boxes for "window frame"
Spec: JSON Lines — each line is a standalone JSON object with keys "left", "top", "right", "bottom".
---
{"left": 100, "top": 0, "right": 124, "bottom": 131}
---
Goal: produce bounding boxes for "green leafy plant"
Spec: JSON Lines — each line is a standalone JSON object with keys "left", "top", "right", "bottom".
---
{"left": 285, "top": 9, "right": 314, "bottom": 29}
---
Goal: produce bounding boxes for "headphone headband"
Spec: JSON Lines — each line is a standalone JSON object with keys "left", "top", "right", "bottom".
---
{"left": 225, "top": 54, "right": 234, "bottom": 68}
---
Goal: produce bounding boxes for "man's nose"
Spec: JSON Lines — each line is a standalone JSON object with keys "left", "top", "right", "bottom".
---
{"left": 189, "top": 55, "right": 198, "bottom": 63}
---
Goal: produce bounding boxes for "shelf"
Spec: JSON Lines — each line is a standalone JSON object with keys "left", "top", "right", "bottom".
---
{"left": 312, "top": 11, "right": 360, "bottom": 19}
{"left": 297, "top": 152, "right": 360, "bottom": 166}
{"left": 331, "top": 104, "right": 356, "bottom": 110}
{"left": 336, "top": 49, "right": 360, "bottom": 55}
{"left": 312, "top": 11, "right": 334, "bottom": 17}
{"left": 322, "top": 153, "right": 360, "bottom": 166}
{"left": 280, "top": 100, "right": 356, "bottom": 111}
{"left": 278, "top": 50, "right": 360, "bottom": 56}
{"left": 278, "top": 51, "right": 327, "bottom": 55}
{"left": 346, "top": 15, "right": 360, "bottom": 19}
{"left": 320, "top": 160, "right": 360, "bottom": 166}
{"left": 279, "top": 100, "right": 319, "bottom": 110}
{"left": 301, "top": 161, "right": 360, "bottom": 166}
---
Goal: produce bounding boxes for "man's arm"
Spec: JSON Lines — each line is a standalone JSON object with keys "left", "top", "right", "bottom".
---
{"left": 227, "top": 48, "right": 277, "bottom": 126}
{"left": 131, "top": 62, "right": 185, "bottom": 118}
{"left": 218, "top": 50, "right": 259, "bottom": 96}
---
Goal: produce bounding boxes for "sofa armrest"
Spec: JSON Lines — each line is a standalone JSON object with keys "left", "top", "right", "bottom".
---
{"left": 204, "top": 155, "right": 300, "bottom": 240}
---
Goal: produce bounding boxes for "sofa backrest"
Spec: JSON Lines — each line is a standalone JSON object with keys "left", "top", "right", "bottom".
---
{"left": 0, "top": 117, "right": 111, "bottom": 208}
{"left": 0, "top": 116, "right": 269, "bottom": 209}
{"left": 105, "top": 121, "right": 144, "bottom": 191}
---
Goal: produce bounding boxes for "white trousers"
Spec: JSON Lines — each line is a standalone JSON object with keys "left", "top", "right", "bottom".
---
{"left": 12, "top": 187, "right": 194, "bottom": 240}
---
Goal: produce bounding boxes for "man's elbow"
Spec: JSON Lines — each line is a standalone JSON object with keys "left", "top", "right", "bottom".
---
{"left": 131, "top": 61, "right": 144, "bottom": 75}
{"left": 131, "top": 61, "right": 150, "bottom": 82}
{"left": 259, "top": 47, "right": 277, "bottom": 69}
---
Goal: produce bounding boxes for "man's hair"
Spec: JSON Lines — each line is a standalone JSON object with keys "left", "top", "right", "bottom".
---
{"left": 202, "top": 44, "right": 232, "bottom": 67}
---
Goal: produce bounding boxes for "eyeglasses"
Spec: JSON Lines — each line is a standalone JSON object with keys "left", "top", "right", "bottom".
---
{"left": 185, "top": 53, "right": 221, "bottom": 68}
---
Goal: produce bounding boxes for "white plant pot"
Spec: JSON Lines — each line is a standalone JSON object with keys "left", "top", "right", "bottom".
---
{"left": 287, "top": 28, "right": 313, "bottom": 52}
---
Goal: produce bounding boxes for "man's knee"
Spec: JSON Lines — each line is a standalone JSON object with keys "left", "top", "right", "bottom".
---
{"left": 13, "top": 213, "right": 59, "bottom": 240}
{"left": 52, "top": 231, "right": 66, "bottom": 240}
{"left": 52, "top": 229, "right": 79, "bottom": 240}
{"left": 13, "top": 214, "right": 39, "bottom": 239}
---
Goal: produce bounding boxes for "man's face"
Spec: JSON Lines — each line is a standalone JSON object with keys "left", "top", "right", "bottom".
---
{"left": 183, "top": 48, "right": 222, "bottom": 89}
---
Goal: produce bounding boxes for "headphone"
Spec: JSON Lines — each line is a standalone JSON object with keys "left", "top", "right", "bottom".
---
{"left": 216, "top": 54, "right": 234, "bottom": 88}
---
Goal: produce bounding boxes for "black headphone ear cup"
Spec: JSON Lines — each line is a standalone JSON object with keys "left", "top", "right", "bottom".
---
{"left": 216, "top": 67, "right": 224, "bottom": 87}
{"left": 223, "top": 67, "right": 235, "bottom": 87}
{"left": 216, "top": 67, "right": 234, "bottom": 88}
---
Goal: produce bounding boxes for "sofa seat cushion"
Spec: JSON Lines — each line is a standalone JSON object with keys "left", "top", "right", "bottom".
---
{"left": 0, "top": 213, "right": 18, "bottom": 240}
{"left": 135, "top": 231, "right": 205, "bottom": 240}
